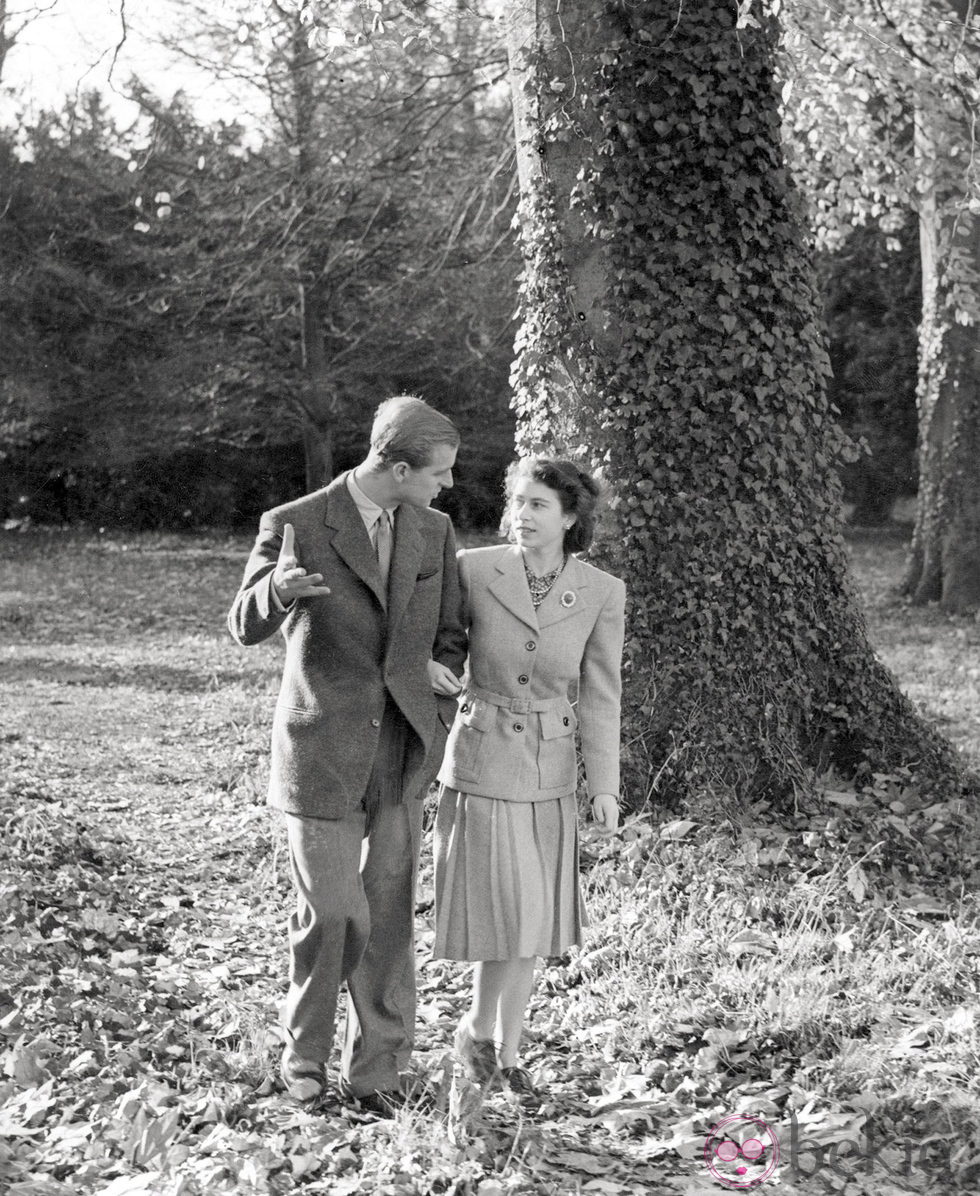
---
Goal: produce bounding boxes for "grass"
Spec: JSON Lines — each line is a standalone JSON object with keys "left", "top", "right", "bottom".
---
{"left": 0, "top": 526, "right": 978, "bottom": 1195}
{"left": 845, "top": 533, "right": 980, "bottom": 772}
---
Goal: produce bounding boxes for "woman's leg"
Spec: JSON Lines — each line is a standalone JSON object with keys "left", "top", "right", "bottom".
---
{"left": 464, "top": 957, "right": 537, "bottom": 1068}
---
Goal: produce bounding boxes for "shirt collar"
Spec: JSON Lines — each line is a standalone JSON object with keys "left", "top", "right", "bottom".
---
{"left": 347, "top": 470, "right": 397, "bottom": 529}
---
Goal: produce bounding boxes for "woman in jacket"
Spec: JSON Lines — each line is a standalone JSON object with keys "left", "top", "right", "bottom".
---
{"left": 428, "top": 456, "right": 626, "bottom": 1102}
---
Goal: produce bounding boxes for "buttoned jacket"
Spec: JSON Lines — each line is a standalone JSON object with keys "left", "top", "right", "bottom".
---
{"left": 228, "top": 472, "right": 465, "bottom": 819}
{"left": 437, "top": 545, "right": 625, "bottom": 802}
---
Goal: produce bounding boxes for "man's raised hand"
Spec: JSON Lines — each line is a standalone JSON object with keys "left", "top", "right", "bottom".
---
{"left": 272, "top": 523, "right": 331, "bottom": 606}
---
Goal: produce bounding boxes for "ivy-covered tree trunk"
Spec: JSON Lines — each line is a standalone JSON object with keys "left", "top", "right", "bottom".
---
{"left": 504, "top": 0, "right": 955, "bottom": 805}
{"left": 902, "top": 0, "right": 980, "bottom": 614}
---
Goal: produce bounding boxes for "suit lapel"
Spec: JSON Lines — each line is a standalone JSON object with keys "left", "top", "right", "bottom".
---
{"left": 488, "top": 546, "right": 539, "bottom": 633}
{"left": 387, "top": 503, "right": 424, "bottom": 634}
{"left": 323, "top": 473, "right": 387, "bottom": 609}
{"left": 536, "top": 554, "right": 591, "bottom": 629}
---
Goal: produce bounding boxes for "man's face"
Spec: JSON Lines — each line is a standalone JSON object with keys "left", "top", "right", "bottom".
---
{"left": 395, "top": 442, "right": 457, "bottom": 508}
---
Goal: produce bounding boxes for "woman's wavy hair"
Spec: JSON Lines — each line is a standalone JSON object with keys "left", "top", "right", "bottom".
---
{"left": 500, "top": 456, "right": 601, "bottom": 554}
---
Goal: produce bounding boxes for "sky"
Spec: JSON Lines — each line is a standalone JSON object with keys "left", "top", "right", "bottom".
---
{"left": 1, "top": 0, "right": 249, "bottom": 127}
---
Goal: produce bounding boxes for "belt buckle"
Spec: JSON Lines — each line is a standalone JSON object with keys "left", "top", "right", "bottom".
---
{"left": 510, "top": 697, "right": 531, "bottom": 714}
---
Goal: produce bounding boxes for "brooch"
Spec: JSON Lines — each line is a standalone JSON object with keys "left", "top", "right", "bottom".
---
{"left": 560, "top": 590, "right": 576, "bottom": 608}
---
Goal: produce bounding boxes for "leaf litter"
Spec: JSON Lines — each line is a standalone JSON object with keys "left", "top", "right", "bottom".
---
{"left": 1, "top": 531, "right": 979, "bottom": 1193}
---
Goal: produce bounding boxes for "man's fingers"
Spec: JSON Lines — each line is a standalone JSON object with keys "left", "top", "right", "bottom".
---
{"left": 279, "top": 575, "right": 331, "bottom": 598}
{"left": 283, "top": 569, "right": 323, "bottom": 585}
{"left": 279, "top": 522, "right": 297, "bottom": 565}
{"left": 288, "top": 584, "right": 331, "bottom": 598}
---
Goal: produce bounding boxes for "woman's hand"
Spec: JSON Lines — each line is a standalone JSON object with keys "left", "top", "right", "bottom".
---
{"left": 590, "top": 793, "right": 620, "bottom": 834}
{"left": 427, "top": 660, "right": 463, "bottom": 696}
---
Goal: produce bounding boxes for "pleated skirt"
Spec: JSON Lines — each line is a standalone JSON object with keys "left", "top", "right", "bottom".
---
{"left": 433, "top": 786, "right": 586, "bottom": 961}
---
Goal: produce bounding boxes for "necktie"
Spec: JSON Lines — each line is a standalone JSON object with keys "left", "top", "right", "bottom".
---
{"left": 373, "top": 509, "right": 393, "bottom": 590}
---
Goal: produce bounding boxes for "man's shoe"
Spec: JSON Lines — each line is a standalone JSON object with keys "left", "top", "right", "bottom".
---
{"left": 454, "top": 1021, "right": 498, "bottom": 1084}
{"left": 280, "top": 1046, "right": 326, "bottom": 1101}
{"left": 340, "top": 1074, "right": 433, "bottom": 1119}
{"left": 501, "top": 1065, "right": 542, "bottom": 1105}
{"left": 345, "top": 1088, "right": 404, "bottom": 1118}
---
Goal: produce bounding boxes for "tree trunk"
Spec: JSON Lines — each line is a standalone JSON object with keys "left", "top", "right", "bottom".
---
{"left": 902, "top": 26, "right": 980, "bottom": 613}
{"left": 289, "top": 15, "right": 338, "bottom": 492}
{"left": 504, "top": 0, "right": 956, "bottom": 806}
{"left": 0, "top": 0, "right": 14, "bottom": 84}
{"left": 299, "top": 281, "right": 336, "bottom": 489}
{"left": 301, "top": 420, "right": 332, "bottom": 492}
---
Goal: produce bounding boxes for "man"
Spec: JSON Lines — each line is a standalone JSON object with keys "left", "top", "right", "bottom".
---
{"left": 228, "top": 396, "right": 465, "bottom": 1112}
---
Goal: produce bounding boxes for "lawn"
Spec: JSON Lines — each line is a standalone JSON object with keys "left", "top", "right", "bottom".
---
{"left": 0, "top": 528, "right": 978, "bottom": 1196}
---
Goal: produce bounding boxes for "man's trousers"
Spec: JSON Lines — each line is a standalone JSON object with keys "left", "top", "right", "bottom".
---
{"left": 282, "top": 795, "right": 423, "bottom": 1097}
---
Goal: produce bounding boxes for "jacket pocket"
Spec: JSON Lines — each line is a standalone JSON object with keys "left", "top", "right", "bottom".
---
{"left": 537, "top": 706, "right": 577, "bottom": 790}
{"left": 449, "top": 698, "right": 494, "bottom": 783}
{"left": 416, "top": 555, "right": 442, "bottom": 581}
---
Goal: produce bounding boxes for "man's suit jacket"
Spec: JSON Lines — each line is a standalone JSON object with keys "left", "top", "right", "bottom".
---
{"left": 437, "top": 545, "right": 625, "bottom": 803}
{"left": 228, "top": 472, "right": 466, "bottom": 820}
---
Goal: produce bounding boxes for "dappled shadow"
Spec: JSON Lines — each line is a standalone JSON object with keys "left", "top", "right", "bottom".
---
{"left": 0, "top": 657, "right": 259, "bottom": 693}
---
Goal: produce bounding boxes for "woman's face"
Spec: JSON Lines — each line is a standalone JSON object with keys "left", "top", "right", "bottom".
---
{"left": 508, "top": 479, "right": 572, "bottom": 556}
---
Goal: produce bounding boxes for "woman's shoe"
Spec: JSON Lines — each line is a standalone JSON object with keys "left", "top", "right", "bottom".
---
{"left": 501, "top": 1065, "right": 542, "bottom": 1104}
{"left": 454, "top": 1021, "right": 498, "bottom": 1084}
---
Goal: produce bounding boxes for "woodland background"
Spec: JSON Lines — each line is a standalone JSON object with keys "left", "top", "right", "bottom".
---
{"left": 0, "top": 1, "right": 928, "bottom": 534}
{"left": 3, "top": 1, "right": 980, "bottom": 1194}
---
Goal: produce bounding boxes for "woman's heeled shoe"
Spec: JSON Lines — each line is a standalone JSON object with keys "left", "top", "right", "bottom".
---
{"left": 501, "top": 1065, "right": 542, "bottom": 1104}
{"left": 454, "top": 1022, "right": 498, "bottom": 1084}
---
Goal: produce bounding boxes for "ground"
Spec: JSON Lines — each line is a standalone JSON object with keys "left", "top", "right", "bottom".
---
{"left": 0, "top": 528, "right": 977, "bottom": 1195}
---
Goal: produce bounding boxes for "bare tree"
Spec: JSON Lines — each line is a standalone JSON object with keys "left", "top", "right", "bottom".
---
{"left": 137, "top": 0, "right": 512, "bottom": 486}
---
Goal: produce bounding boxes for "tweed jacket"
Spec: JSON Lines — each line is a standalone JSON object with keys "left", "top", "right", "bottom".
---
{"left": 437, "top": 544, "right": 625, "bottom": 802}
{"left": 228, "top": 472, "right": 466, "bottom": 819}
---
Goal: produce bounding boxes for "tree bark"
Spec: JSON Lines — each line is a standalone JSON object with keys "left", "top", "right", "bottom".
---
{"left": 504, "top": 0, "right": 956, "bottom": 805}
{"left": 299, "top": 281, "right": 336, "bottom": 489}
{"left": 903, "top": 19, "right": 980, "bottom": 613}
{"left": 291, "top": 11, "right": 337, "bottom": 492}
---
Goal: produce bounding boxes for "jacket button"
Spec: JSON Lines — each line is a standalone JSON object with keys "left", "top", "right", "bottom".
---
{"left": 563, "top": 716, "right": 570, "bottom": 726}
{"left": 371, "top": 718, "right": 381, "bottom": 728}
{"left": 513, "top": 722, "right": 524, "bottom": 732}
{"left": 518, "top": 674, "right": 529, "bottom": 685}
{"left": 525, "top": 641, "right": 536, "bottom": 651}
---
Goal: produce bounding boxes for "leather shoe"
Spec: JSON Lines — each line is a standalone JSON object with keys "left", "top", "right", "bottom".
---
{"left": 340, "top": 1074, "right": 432, "bottom": 1118}
{"left": 501, "top": 1065, "right": 542, "bottom": 1104}
{"left": 454, "top": 1021, "right": 498, "bottom": 1084}
{"left": 346, "top": 1089, "right": 404, "bottom": 1118}
{"left": 280, "top": 1046, "right": 326, "bottom": 1101}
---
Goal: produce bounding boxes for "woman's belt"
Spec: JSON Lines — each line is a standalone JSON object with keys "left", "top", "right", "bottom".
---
{"left": 464, "top": 683, "right": 570, "bottom": 715}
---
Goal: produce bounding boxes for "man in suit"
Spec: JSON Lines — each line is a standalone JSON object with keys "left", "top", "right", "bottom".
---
{"left": 228, "top": 396, "right": 465, "bottom": 1112}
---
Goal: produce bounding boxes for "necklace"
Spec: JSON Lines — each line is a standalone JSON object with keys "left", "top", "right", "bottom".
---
{"left": 523, "top": 554, "right": 567, "bottom": 609}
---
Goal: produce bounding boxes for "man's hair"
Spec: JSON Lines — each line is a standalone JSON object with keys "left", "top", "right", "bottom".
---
{"left": 369, "top": 395, "right": 460, "bottom": 469}
{"left": 500, "top": 456, "right": 602, "bottom": 554}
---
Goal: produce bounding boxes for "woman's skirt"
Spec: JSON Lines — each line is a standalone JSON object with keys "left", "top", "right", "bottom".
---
{"left": 433, "top": 786, "right": 585, "bottom": 961}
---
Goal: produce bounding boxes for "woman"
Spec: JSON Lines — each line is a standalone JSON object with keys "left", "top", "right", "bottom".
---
{"left": 426, "top": 456, "right": 625, "bottom": 1102}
